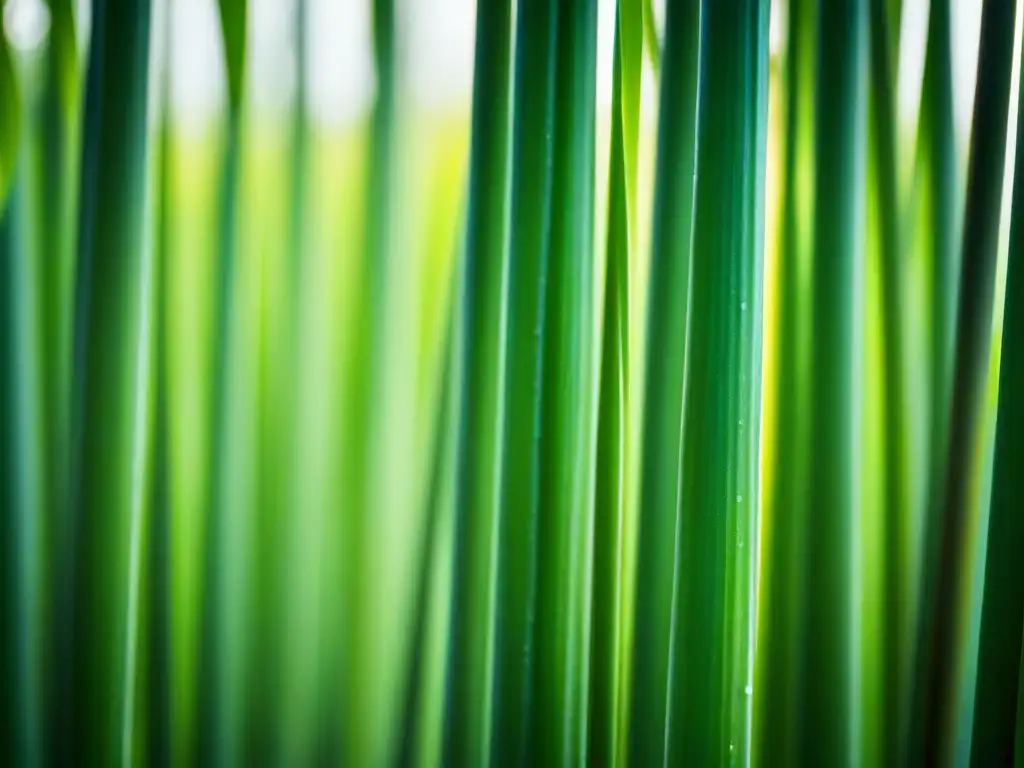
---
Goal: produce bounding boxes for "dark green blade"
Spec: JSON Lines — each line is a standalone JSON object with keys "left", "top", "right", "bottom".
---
{"left": 147, "top": 16, "right": 175, "bottom": 766}
{"left": 68, "top": 0, "right": 155, "bottom": 762}
{"left": 910, "top": 0, "right": 1018, "bottom": 763}
{"left": 970, "top": 15, "right": 1024, "bottom": 761}
{"left": 804, "top": 0, "right": 865, "bottom": 763}
{"left": 197, "top": 0, "right": 249, "bottom": 759}
{"left": 443, "top": 0, "right": 512, "bottom": 763}
{"left": 589, "top": 19, "right": 628, "bottom": 768}
{"left": 627, "top": 0, "right": 699, "bottom": 761}
{"left": 491, "top": 0, "right": 559, "bottom": 760}
{"left": 755, "top": 0, "right": 814, "bottom": 763}
{"left": 868, "top": 0, "right": 911, "bottom": 761}
{"left": 535, "top": 0, "right": 597, "bottom": 763}
{"left": 666, "top": 1, "right": 768, "bottom": 764}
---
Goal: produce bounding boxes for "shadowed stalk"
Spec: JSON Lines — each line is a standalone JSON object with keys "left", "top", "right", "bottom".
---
{"left": 68, "top": 0, "right": 155, "bottom": 761}
{"left": 2, "top": 143, "right": 43, "bottom": 767}
{"left": 443, "top": 0, "right": 512, "bottom": 762}
{"left": 920, "top": 0, "right": 958, "bottom": 505}
{"left": 197, "top": 0, "right": 248, "bottom": 761}
{"left": 491, "top": 0, "right": 559, "bottom": 760}
{"left": 665, "top": 2, "right": 768, "bottom": 763}
{"left": 868, "top": 0, "right": 910, "bottom": 761}
{"left": 1, "top": 17, "right": 29, "bottom": 764}
{"left": 804, "top": 0, "right": 865, "bottom": 763}
{"left": 36, "top": 0, "right": 77, "bottom": 551}
{"left": 148, "top": 14, "right": 174, "bottom": 765}
{"left": 535, "top": 0, "right": 597, "bottom": 763}
{"left": 910, "top": 0, "right": 1017, "bottom": 763}
{"left": 756, "top": 0, "right": 814, "bottom": 763}
{"left": 589, "top": 21, "right": 628, "bottom": 768}
{"left": 398, "top": 306, "right": 456, "bottom": 768}
{"left": 339, "top": 0, "right": 398, "bottom": 762}
{"left": 33, "top": 4, "right": 77, "bottom": 761}
{"left": 969, "top": 20, "right": 1024, "bottom": 762}
{"left": 0, "top": 2, "right": 18, "bottom": 203}
{"left": 628, "top": 0, "right": 698, "bottom": 762}
{"left": 914, "top": 6, "right": 959, "bottom": 752}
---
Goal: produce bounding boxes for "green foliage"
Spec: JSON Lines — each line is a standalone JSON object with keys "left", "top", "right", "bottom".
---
{"left": 69, "top": 0, "right": 155, "bottom": 762}
{"left": 6, "top": 1, "right": 1024, "bottom": 766}
{"left": 0, "top": 13, "right": 20, "bottom": 205}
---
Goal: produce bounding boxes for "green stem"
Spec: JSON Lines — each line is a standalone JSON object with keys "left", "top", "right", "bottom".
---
{"left": 491, "top": 0, "right": 559, "bottom": 760}
{"left": 589, "top": 20, "right": 628, "bottom": 768}
{"left": 535, "top": 0, "right": 597, "bottom": 763}
{"left": 443, "top": 0, "right": 512, "bottom": 762}
{"left": 970, "top": 16, "right": 1024, "bottom": 760}
{"left": 666, "top": 2, "right": 768, "bottom": 763}
{"left": 628, "top": 0, "right": 699, "bottom": 761}
{"left": 69, "top": 0, "right": 155, "bottom": 760}
{"left": 912, "top": 0, "right": 1017, "bottom": 762}
{"left": 804, "top": 0, "right": 866, "bottom": 763}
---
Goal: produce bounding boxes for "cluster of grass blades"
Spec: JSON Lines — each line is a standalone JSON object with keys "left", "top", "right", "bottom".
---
{"left": 3, "top": 0, "right": 1024, "bottom": 766}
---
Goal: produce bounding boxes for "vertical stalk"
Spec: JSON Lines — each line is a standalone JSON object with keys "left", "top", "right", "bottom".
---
{"left": 756, "top": 0, "right": 815, "bottom": 762}
{"left": 970, "top": 17, "right": 1024, "bottom": 762}
{"left": 911, "top": 0, "right": 1017, "bottom": 762}
{"left": 868, "top": 0, "right": 909, "bottom": 761}
{"left": 627, "top": 0, "right": 699, "bottom": 761}
{"left": 69, "top": 0, "right": 155, "bottom": 761}
{"left": 665, "top": 2, "right": 768, "bottom": 763}
{"left": 535, "top": 0, "right": 597, "bottom": 763}
{"left": 197, "top": 0, "right": 247, "bottom": 761}
{"left": 148, "top": 12, "right": 174, "bottom": 765}
{"left": 443, "top": 0, "right": 512, "bottom": 763}
{"left": 589, "top": 20, "right": 628, "bottom": 768}
{"left": 491, "top": 0, "right": 559, "bottom": 760}
{"left": 804, "top": 0, "right": 866, "bottom": 764}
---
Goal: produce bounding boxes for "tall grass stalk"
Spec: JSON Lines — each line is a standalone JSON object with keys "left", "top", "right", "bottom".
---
{"left": 628, "top": 0, "right": 698, "bottom": 761}
{"left": 491, "top": 0, "right": 559, "bottom": 759}
{"left": 536, "top": 0, "right": 598, "bottom": 762}
{"left": 970, "top": 16, "right": 1024, "bottom": 760}
{"left": 69, "top": 0, "right": 155, "bottom": 761}
{"left": 867, "top": 0, "right": 910, "bottom": 759}
{"left": 756, "top": 0, "right": 814, "bottom": 763}
{"left": 589, "top": 18, "right": 629, "bottom": 767}
{"left": 197, "top": 0, "right": 248, "bottom": 761}
{"left": 1, "top": 120, "right": 43, "bottom": 767}
{"left": 665, "top": 2, "right": 767, "bottom": 763}
{"left": 912, "top": 0, "right": 1018, "bottom": 762}
{"left": 444, "top": 0, "right": 512, "bottom": 762}
{"left": 805, "top": 0, "right": 865, "bottom": 763}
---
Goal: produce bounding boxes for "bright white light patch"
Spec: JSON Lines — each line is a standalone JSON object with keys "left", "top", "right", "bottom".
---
{"left": 4, "top": 0, "right": 51, "bottom": 53}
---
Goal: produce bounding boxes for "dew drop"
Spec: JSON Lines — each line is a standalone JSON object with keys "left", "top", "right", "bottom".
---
{"left": 745, "top": 684, "right": 753, "bottom": 696}
{"left": 736, "top": 494, "right": 743, "bottom": 503}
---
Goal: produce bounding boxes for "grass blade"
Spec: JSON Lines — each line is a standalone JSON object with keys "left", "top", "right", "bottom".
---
{"left": 665, "top": 1, "right": 768, "bottom": 763}
{"left": 491, "top": 0, "right": 559, "bottom": 760}
{"left": 909, "top": 0, "right": 1017, "bottom": 762}
{"left": 1, "top": 137, "right": 42, "bottom": 768}
{"left": 148, "top": 14, "right": 174, "bottom": 765}
{"left": 444, "top": 0, "right": 512, "bottom": 762}
{"left": 589, "top": 19, "right": 628, "bottom": 767}
{"left": 804, "top": 0, "right": 866, "bottom": 763}
{"left": 69, "top": 0, "right": 155, "bottom": 760}
{"left": 197, "top": 0, "right": 248, "bottom": 760}
{"left": 867, "top": 0, "right": 911, "bottom": 760}
{"left": 970, "top": 22, "right": 1024, "bottom": 760}
{"left": 535, "top": 0, "right": 598, "bottom": 763}
{"left": 628, "top": 0, "right": 699, "bottom": 762}
{"left": 0, "top": 7, "right": 19, "bottom": 205}
{"left": 755, "top": 0, "right": 814, "bottom": 763}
